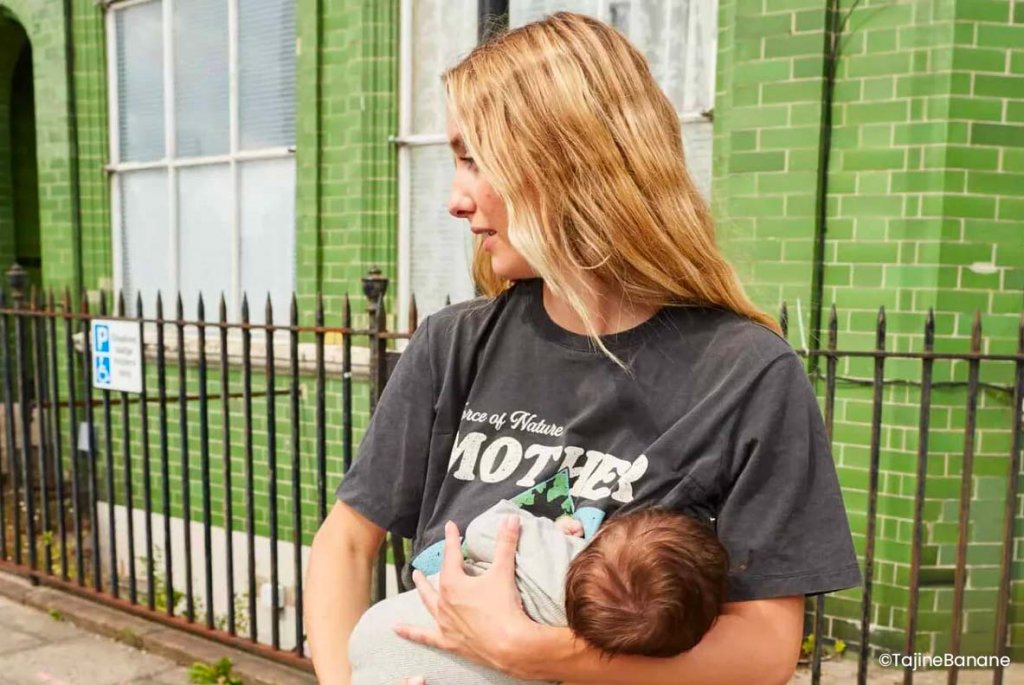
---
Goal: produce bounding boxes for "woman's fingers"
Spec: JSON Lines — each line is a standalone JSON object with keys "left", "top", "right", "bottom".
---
{"left": 439, "top": 520, "right": 465, "bottom": 581}
{"left": 395, "top": 676, "right": 425, "bottom": 685}
{"left": 411, "top": 569, "right": 439, "bottom": 617}
{"left": 394, "top": 621, "right": 446, "bottom": 650}
{"left": 491, "top": 514, "right": 521, "bottom": 580}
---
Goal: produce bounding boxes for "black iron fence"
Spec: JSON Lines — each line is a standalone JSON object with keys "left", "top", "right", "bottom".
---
{"left": 0, "top": 263, "right": 1020, "bottom": 684}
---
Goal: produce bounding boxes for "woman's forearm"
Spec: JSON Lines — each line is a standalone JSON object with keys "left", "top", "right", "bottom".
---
{"left": 511, "top": 598, "right": 804, "bottom": 685}
{"left": 304, "top": 528, "right": 377, "bottom": 685}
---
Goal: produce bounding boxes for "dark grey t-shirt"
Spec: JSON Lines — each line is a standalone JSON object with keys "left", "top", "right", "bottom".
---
{"left": 336, "top": 278, "right": 861, "bottom": 601}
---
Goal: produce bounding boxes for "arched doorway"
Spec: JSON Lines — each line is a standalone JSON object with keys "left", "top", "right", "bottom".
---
{"left": 0, "top": 11, "right": 41, "bottom": 289}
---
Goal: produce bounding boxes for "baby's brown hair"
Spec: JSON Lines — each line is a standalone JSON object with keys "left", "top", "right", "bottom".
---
{"left": 564, "top": 508, "right": 729, "bottom": 658}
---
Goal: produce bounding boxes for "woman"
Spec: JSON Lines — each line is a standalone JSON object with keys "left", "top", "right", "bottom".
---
{"left": 306, "top": 12, "right": 860, "bottom": 685}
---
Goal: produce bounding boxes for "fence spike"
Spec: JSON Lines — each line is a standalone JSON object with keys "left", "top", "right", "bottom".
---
{"left": 117, "top": 290, "right": 125, "bottom": 317}
{"left": 241, "top": 292, "right": 249, "bottom": 320}
{"left": 100, "top": 289, "right": 109, "bottom": 316}
{"left": 970, "top": 310, "right": 982, "bottom": 353}
{"left": 444, "top": 294, "right": 451, "bottom": 306}
{"left": 197, "top": 292, "right": 205, "bottom": 321}
{"left": 219, "top": 292, "right": 227, "bottom": 322}
{"left": 265, "top": 293, "right": 273, "bottom": 325}
{"left": 876, "top": 306, "right": 886, "bottom": 342}
{"left": 343, "top": 292, "right": 351, "bottom": 327}
{"left": 155, "top": 291, "right": 163, "bottom": 319}
{"left": 291, "top": 292, "right": 298, "bottom": 325}
{"left": 175, "top": 292, "right": 184, "bottom": 320}
{"left": 79, "top": 290, "right": 89, "bottom": 315}
{"left": 924, "top": 308, "right": 935, "bottom": 350}
{"left": 62, "top": 286, "right": 71, "bottom": 312}
{"left": 316, "top": 292, "right": 324, "bottom": 329}
{"left": 136, "top": 291, "right": 144, "bottom": 318}
{"left": 47, "top": 288, "right": 55, "bottom": 312}
{"left": 827, "top": 304, "right": 837, "bottom": 349}
{"left": 779, "top": 302, "right": 789, "bottom": 339}
{"left": 409, "top": 294, "right": 418, "bottom": 332}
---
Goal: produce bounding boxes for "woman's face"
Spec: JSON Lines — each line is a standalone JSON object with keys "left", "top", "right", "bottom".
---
{"left": 447, "top": 115, "right": 536, "bottom": 281}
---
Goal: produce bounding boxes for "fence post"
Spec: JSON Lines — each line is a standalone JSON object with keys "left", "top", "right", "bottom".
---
{"left": 6, "top": 262, "right": 35, "bottom": 576}
{"left": 362, "top": 267, "right": 389, "bottom": 415}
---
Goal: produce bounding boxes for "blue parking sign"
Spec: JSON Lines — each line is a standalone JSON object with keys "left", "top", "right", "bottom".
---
{"left": 94, "top": 324, "right": 110, "bottom": 353}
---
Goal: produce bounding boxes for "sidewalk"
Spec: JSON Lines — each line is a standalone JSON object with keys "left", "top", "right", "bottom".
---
{"left": 0, "top": 595, "right": 188, "bottom": 684}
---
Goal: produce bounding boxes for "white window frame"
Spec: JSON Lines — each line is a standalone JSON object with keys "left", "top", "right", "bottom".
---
{"left": 394, "top": 0, "right": 717, "bottom": 332}
{"left": 105, "top": 0, "right": 296, "bottom": 320}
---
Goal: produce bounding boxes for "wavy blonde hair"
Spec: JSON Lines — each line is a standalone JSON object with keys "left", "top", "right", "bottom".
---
{"left": 444, "top": 11, "right": 780, "bottom": 361}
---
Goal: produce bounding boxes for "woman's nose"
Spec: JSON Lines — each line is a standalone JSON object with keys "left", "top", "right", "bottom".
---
{"left": 448, "top": 186, "right": 474, "bottom": 220}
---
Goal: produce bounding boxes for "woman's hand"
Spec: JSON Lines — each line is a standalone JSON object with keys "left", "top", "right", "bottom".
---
{"left": 393, "top": 515, "right": 535, "bottom": 676}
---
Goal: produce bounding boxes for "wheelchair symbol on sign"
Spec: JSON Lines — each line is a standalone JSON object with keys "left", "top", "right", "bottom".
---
{"left": 94, "top": 356, "right": 112, "bottom": 386}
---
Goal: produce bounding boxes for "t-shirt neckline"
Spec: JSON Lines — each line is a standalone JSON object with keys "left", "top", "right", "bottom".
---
{"left": 519, "top": 278, "right": 670, "bottom": 352}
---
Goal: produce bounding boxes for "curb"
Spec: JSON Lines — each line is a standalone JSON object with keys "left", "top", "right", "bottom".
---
{"left": 0, "top": 571, "right": 317, "bottom": 685}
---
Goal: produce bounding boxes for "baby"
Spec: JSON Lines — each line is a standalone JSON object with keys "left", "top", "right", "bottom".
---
{"left": 348, "top": 500, "right": 729, "bottom": 684}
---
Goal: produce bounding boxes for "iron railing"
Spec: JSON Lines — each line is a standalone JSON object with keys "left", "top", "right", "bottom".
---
{"left": 0, "top": 264, "right": 1020, "bottom": 684}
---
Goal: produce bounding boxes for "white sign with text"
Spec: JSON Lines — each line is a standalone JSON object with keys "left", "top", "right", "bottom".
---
{"left": 90, "top": 319, "right": 142, "bottom": 393}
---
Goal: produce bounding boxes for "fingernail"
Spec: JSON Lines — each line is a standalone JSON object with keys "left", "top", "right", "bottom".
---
{"left": 445, "top": 520, "right": 455, "bottom": 533}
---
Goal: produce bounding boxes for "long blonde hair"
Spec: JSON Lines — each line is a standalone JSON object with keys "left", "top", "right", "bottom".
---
{"left": 444, "top": 12, "right": 780, "bottom": 361}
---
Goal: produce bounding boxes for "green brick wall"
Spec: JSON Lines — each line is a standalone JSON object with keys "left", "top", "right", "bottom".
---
{"left": 0, "top": 0, "right": 398, "bottom": 621}
{"left": 715, "top": 0, "right": 1024, "bottom": 659}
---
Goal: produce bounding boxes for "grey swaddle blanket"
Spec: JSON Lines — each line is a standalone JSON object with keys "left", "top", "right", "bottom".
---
{"left": 348, "top": 500, "right": 589, "bottom": 685}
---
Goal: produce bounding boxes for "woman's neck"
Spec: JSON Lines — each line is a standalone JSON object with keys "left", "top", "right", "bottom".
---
{"left": 541, "top": 279, "right": 659, "bottom": 336}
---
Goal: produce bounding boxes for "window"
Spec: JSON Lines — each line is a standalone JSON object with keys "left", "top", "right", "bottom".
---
{"left": 397, "top": 1, "right": 717, "bottom": 322}
{"left": 107, "top": 0, "right": 296, "bottom": 323}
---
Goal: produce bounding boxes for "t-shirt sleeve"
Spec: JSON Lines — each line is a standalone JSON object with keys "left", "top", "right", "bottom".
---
{"left": 334, "top": 315, "right": 436, "bottom": 539}
{"left": 716, "top": 351, "right": 862, "bottom": 602}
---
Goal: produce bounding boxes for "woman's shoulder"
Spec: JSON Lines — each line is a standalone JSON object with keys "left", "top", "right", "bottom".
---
{"left": 662, "top": 303, "right": 795, "bottom": 371}
{"left": 419, "top": 283, "right": 524, "bottom": 341}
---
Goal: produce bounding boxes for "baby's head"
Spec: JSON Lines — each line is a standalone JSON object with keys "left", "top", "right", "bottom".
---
{"left": 564, "top": 507, "right": 729, "bottom": 658}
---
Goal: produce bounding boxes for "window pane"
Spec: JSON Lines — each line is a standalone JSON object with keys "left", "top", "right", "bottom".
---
{"left": 411, "top": 0, "right": 478, "bottom": 135}
{"left": 174, "top": 0, "right": 229, "bottom": 157}
{"left": 121, "top": 169, "right": 171, "bottom": 314}
{"left": 410, "top": 145, "right": 475, "bottom": 314}
{"left": 116, "top": 2, "right": 165, "bottom": 163}
{"left": 239, "top": 0, "right": 296, "bottom": 150}
{"left": 178, "top": 164, "right": 232, "bottom": 319}
{"left": 239, "top": 158, "right": 295, "bottom": 323}
{"left": 510, "top": 1, "right": 717, "bottom": 115}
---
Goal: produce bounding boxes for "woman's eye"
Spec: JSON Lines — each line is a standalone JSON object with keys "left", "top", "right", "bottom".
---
{"left": 459, "top": 156, "right": 477, "bottom": 171}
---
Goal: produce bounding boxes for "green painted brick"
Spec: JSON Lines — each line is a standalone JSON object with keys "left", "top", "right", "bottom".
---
{"left": 730, "top": 129, "right": 758, "bottom": 151}
{"left": 764, "top": 33, "right": 823, "bottom": 58}
{"left": 953, "top": 46, "right": 1009, "bottom": 73}
{"left": 761, "top": 79, "right": 823, "bottom": 104}
{"left": 846, "top": 100, "right": 911, "bottom": 125}
{"left": 949, "top": 96, "right": 1005, "bottom": 122}
{"left": 845, "top": 51, "right": 913, "bottom": 78}
{"left": 730, "top": 151, "right": 786, "bottom": 172}
{"left": 975, "top": 74, "right": 1024, "bottom": 98}
{"left": 957, "top": 1, "right": 1011, "bottom": 23}
{"left": 792, "top": 56, "right": 822, "bottom": 78}
{"left": 967, "top": 172, "right": 1024, "bottom": 195}
{"left": 972, "top": 123, "right": 1024, "bottom": 148}
{"left": 977, "top": 24, "right": 1024, "bottom": 50}
{"left": 947, "top": 146, "right": 1001, "bottom": 170}
{"left": 733, "top": 59, "right": 792, "bottom": 85}
{"left": 841, "top": 148, "right": 906, "bottom": 171}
